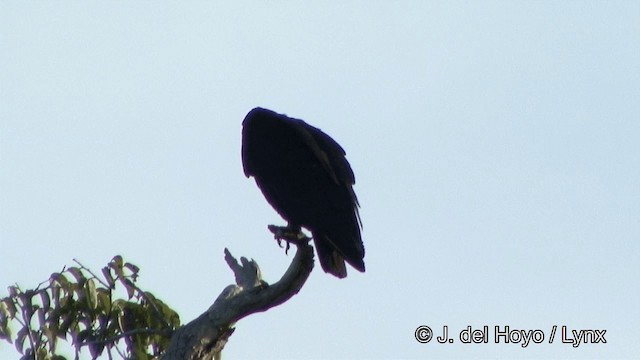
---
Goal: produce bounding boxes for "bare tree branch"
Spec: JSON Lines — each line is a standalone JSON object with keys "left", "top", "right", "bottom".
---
{"left": 162, "top": 229, "right": 315, "bottom": 360}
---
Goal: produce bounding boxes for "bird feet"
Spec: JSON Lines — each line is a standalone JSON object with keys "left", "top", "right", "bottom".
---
{"left": 268, "top": 225, "right": 311, "bottom": 254}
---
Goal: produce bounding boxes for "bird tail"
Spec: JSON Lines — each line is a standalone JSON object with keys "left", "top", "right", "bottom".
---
{"left": 314, "top": 233, "right": 365, "bottom": 278}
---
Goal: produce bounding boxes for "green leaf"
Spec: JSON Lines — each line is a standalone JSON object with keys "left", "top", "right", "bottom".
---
{"left": 109, "top": 256, "right": 125, "bottom": 281}
{"left": 37, "top": 307, "right": 46, "bottom": 328}
{"left": 58, "top": 313, "right": 74, "bottom": 338}
{"left": 143, "top": 291, "right": 155, "bottom": 302}
{"left": 40, "top": 291, "right": 51, "bottom": 313}
{"left": 66, "top": 267, "right": 86, "bottom": 286}
{"left": 122, "top": 279, "right": 135, "bottom": 300}
{"left": 75, "top": 329, "right": 91, "bottom": 344}
{"left": 110, "top": 256, "right": 124, "bottom": 273}
{"left": 0, "top": 300, "right": 7, "bottom": 321}
{"left": 133, "top": 343, "right": 150, "bottom": 360}
{"left": 15, "top": 327, "right": 28, "bottom": 354}
{"left": 95, "top": 288, "right": 111, "bottom": 314}
{"left": 111, "top": 255, "right": 123, "bottom": 267}
{"left": 3, "top": 298, "right": 17, "bottom": 319}
{"left": 73, "top": 281, "right": 85, "bottom": 304}
{"left": 18, "top": 293, "right": 34, "bottom": 324}
{"left": 44, "top": 323, "right": 57, "bottom": 353}
{"left": 124, "top": 262, "right": 139, "bottom": 273}
{"left": 117, "top": 304, "right": 133, "bottom": 332}
{"left": 8, "top": 286, "right": 18, "bottom": 298}
{"left": 51, "top": 285, "right": 61, "bottom": 309}
{"left": 36, "top": 348, "right": 48, "bottom": 360}
{"left": 0, "top": 320, "right": 12, "bottom": 343}
{"left": 58, "top": 288, "right": 70, "bottom": 308}
{"left": 124, "top": 262, "right": 140, "bottom": 281}
{"left": 84, "top": 279, "right": 97, "bottom": 311}
{"left": 50, "top": 273, "right": 70, "bottom": 288}
{"left": 101, "top": 267, "right": 115, "bottom": 289}
{"left": 89, "top": 340, "right": 104, "bottom": 359}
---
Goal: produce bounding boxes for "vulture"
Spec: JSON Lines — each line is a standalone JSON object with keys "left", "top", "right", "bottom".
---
{"left": 241, "top": 107, "right": 365, "bottom": 278}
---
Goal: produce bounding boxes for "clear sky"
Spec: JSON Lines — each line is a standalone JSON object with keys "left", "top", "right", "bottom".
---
{"left": 1, "top": 2, "right": 639, "bottom": 359}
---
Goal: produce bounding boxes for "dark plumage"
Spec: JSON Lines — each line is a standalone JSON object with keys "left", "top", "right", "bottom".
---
{"left": 241, "top": 107, "right": 365, "bottom": 278}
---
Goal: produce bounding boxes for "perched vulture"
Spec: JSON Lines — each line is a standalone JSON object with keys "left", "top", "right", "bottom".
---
{"left": 241, "top": 107, "right": 365, "bottom": 278}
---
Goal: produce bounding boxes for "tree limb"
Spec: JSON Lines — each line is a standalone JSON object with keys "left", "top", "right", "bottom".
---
{"left": 162, "top": 229, "right": 314, "bottom": 360}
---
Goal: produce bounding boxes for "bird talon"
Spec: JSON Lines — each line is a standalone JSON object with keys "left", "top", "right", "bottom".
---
{"left": 268, "top": 224, "right": 311, "bottom": 254}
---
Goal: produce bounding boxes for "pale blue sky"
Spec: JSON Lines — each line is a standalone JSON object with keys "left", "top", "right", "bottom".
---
{"left": 1, "top": 2, "right": 639, "bottom": 359}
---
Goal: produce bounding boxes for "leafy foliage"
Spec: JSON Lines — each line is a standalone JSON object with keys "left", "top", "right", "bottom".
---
{"left": 0, "top": 256, "right": 180, "bottom": 360}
